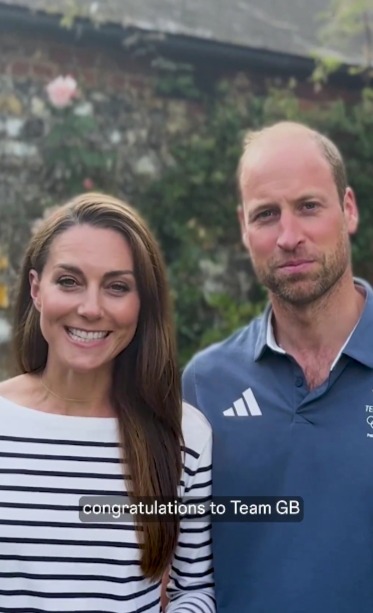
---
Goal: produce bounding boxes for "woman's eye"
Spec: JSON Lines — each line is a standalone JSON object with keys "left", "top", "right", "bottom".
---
{"left": 110, "top": 283, "right": 129, "bottom": 293}
{"left": 57, "top": 277, "right": 77, "bottom": 288}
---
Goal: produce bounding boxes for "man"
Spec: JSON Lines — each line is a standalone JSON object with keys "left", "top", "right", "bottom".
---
{"left": 182, "top": 121, "right": 373, "bottom": 613}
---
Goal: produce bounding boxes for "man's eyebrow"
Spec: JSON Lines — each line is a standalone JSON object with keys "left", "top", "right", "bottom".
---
{"left": 294, "top": 193, "right": 323, "bottom": 202}
{"left": 53, "top": 264, "right": 135, "bottom": 278}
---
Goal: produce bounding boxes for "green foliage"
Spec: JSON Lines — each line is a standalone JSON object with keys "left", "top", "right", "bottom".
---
{"left": 43, "top": 102, "right": 115, "bottom": 200}
{"left": 156, "top": 72, "right": 201, "bottom": 99}
{"left": 38, "top": 71, "right": 373, "bottom": 369}
{"left": 139, "top": 79, "right": 373, "bottom": 365}
{"left": 319, "top": 0, "right": 371, "bottom": 38}
{"left": 200, "top": 293, "right": 266, "bottom": 347}
{"left": 140, "top": 82, "right": 279, "bottom": 364}
{"left": 153, "top": 58, "right": 201, "bottom": 99}
{"left": 311, "top": 55, "right": 345, "bottom": 88}
{"left": 58, "top": 0, "right": 80, "bottom": 29}
{"left": 313, "top": 0, "right": 373, "bottom": 86}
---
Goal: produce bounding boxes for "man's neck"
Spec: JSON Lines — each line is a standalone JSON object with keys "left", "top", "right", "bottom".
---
{"left": 271, "top": 275, "right": 365, "bottom": 359}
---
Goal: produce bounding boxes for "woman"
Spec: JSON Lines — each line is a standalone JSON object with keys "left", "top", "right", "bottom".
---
{"left": 0, "top": 193, "right": 214, "bottom": 613}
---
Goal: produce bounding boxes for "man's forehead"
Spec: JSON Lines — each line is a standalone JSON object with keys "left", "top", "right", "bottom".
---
{"left": 240, "top": 133, "right": 327, "bottom": 181}
{"left": 244, "top": 129, "right": 318, "bottom": 161}
{"left": 239, "top": 141, "right": 337, "bottom": 206}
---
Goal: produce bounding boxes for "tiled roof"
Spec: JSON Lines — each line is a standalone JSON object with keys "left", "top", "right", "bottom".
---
{"left": 0, "top": 0, "right": 364, "bottom": 64}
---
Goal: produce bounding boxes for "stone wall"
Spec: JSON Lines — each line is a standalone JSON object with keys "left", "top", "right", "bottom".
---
{"left": 0, "top": 27, "right": 205, "bottom": 264}
{"left": 0, "top": 26, "right": 208, "bottom": 379}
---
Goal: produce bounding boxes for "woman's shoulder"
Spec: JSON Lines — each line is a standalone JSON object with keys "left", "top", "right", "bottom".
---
{"left": 181, "top": 400, "right": 212, "bottom": 454}
{"left": 0, "top": 373, "right": 37, "bottom": 405}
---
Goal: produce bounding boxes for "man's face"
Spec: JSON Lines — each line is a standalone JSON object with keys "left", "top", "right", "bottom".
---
{"left": 238, "top": 133, "right": 358, "bottom": 306}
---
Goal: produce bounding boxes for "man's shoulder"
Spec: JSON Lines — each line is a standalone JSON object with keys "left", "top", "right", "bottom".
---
{"left": 182, "top": 314, "right": 266, "bottom": 423}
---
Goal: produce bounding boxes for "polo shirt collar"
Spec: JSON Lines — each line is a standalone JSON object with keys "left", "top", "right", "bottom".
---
{"left": 342, "top": 279, "right": 373, "bottom": 368}
{"left": 254, "top": 278, "right": 373, "bottom": 368}
{"left": 254, "top": 303, "right": 273, "bottom": 361}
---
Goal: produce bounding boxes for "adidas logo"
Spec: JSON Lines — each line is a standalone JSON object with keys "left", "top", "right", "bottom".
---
{"left": 223, "top": 387, "right": 262, "bottom": 417}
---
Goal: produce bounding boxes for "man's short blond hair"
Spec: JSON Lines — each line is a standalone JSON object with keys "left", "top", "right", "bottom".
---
{"left": 237, "top": 121, "right": 347, "bottom": 205}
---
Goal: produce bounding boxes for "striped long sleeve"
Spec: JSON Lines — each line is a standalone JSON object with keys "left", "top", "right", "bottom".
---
{"left": 0, "top": 396, "right": 214, "bottom": 612}
{"left": 166, "top": 402, "right": 215, "bottom": 613}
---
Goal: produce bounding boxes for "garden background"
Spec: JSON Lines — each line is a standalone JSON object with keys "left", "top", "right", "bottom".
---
{"left": 0, "top": 0, "right": 372, "bottom": 376}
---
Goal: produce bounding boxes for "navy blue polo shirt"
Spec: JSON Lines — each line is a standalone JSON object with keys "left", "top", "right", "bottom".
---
{"left": 182, "top": 280, "right": 373, "bottom": 613}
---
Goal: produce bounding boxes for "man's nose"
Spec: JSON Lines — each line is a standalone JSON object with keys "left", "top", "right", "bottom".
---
{"left": 77, "top": 289, "right": 103, "bottom": 320}
{"left": 276, "top": 212, "right": 304, "bottom": 252}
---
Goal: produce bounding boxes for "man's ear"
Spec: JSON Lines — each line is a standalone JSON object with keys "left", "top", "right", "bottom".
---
{"left": 343, "top": 187, "right": 359, "bottom": 236}
{"left": 29, "top": 269, "right": 41, "bottom": 312}
{"left": 237, "top": 205, "right": 250, "bottom": 252}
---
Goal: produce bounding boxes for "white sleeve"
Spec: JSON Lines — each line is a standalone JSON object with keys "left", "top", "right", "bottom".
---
{"left": 166, "top": 404, "right": 215, "bottom": 613}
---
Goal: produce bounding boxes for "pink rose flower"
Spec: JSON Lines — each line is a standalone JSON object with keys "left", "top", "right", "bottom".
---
{"left": 83, "top": 178, "right": 94, "bottom": 190}
{"left": 46, "top": 76, "right": 78, "bottom": 109}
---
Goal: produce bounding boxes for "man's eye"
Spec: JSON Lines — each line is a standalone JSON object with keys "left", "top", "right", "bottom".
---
{"left": 303, "top": 201, "right": 319, "bottom": 210}
{"left": 255, "top": 210, "right": 276, "bottom": 221}
{"left": 259, "top": 210, "right": 272, "bottom": 217}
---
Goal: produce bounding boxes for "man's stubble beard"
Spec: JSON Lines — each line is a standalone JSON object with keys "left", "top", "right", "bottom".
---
{"left": 251, "top": 231, "right": 351, "bottom": 307}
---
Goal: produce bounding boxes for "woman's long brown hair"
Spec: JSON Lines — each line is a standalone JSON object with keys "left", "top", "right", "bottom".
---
{"left": 12, "top": 193, "right": 182, "bottom": 580}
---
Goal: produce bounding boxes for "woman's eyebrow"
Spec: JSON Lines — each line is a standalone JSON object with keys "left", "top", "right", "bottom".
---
{"left": 53, "top": 264, "right": 135, "bottom": 278}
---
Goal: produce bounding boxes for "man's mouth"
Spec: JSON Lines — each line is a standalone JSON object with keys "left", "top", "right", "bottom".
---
{"left": 278, "top": 259, "right": 314, "bottom": 268}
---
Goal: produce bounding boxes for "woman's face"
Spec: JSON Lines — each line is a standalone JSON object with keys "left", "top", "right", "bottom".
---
{"left": 30, "top": 224, "right": 141, "bottom": 374}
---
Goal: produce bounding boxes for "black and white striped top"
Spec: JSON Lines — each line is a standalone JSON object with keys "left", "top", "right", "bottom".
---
{"left": 0, "top": 396, "right": 214, "bottom": 613}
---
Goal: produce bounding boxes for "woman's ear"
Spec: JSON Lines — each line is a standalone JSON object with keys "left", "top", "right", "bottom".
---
{"left": 29, "top": 269, "right": 41, "bottom": 312}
